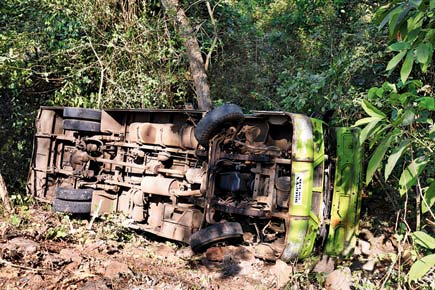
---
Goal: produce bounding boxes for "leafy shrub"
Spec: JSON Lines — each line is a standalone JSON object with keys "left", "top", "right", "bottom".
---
{"left": 356, "top": 1, "right": 435, "bottom": 284}
{"left": 0, "top": 0, "right": 194, "bottom": 191}
{"left": 357, "top": 80, "right": 435, "bottom": 283}
{"left": 209, "top": 0, "right": 386, "bottom": 123}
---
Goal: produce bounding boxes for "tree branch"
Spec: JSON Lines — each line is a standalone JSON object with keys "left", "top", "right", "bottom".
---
{"left": 204, "top": 1, "right": 218, "bottom": 72}
{"left": 89, "top": 39, "right": 105, "bottom": 109}
{"left": 161, "top": 0, "right": 212, "bottom": 111}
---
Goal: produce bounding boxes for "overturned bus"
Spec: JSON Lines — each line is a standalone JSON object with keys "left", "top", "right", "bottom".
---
{"left": 28, "top": 104, "right": 362, "bottom": 260}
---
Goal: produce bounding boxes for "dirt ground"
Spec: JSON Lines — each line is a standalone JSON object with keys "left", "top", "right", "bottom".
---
{"left": 0, "top": 196, "right": 432, "bottom": 290}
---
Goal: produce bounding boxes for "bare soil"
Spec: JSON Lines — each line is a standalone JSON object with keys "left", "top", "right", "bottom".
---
{"left": 0, "top": 197, "right": 431, "bottom": 290}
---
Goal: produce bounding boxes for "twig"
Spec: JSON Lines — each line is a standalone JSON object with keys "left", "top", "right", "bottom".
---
{"left": 380, "top": 250, "right": 399, "bottom": 289}
{"left": 374, "top": 172, "right": 399, "bottom": 210}
{"left": 406, "top": 132, "right": 434, "bottom": 153}
{"left": 380, "top": 229, "right": 409, "bottom": 289}
{"left": 381, "top": 210, "right": 403, "bottom": 289}
{"left": 416, "top": 175, "right": 422, "bottom": 231}
{"left": 89, "top": 40, "right": 105, "bottom": 109}
{"left": 0, "top": 258, "right": 55, "bottom": 274}
{"left": 409, "top": 146, "right": 423, "bottom": 230}
{"left": 418, "top": 181, "right": 435, "bottom": 222}
{"left": 397, "top": 192, "right": 412, "bottom": 289}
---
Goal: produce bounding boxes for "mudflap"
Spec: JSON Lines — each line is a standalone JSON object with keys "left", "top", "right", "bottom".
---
{"left": 324, "top": 127, "right": 363, "bottom": 256}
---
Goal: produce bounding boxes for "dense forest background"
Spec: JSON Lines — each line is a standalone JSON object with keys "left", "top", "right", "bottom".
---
{"left": 1, "top": 0, "right": 386, "bottom": 189}
{"left": 1, "top": 0, "right": 435, "bottom": 286}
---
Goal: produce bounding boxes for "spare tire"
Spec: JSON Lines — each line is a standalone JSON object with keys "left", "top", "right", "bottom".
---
{"left": 55, "top": 188, "right": 93, "bottom": 201}
{"left": 194, "top": 104, "right": 244, "bottom": 147}
{"left": 63, "top": 107, "right": 102, "bottom": 121}
{"left": 190, "top": 222, "right": 243, "bottom": 252}
{"left": 52, "top": 199, "right": 91, "bottom": 214}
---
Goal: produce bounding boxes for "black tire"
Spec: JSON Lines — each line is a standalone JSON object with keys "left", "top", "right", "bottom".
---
{"left": 63, "top": 119, "right": 101, "bottom": 132}
{"left": 55, "top": 188, "right": 93, "bottom": 201}
{"left": 194, "top": 104, "right": 244, "bottom": 147}
{"left": 52, "top": 199, "right": 91, "bottom": 214}
{"left": 190, "top": 222, "right": 243, "bottom": 252}
{"left": 63, "top": 107, "right": 102, "bottom": 121}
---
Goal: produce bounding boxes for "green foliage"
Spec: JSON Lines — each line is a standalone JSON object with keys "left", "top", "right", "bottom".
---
{"left": 45, "top": 215, "right": 71, "bottom": 240}
{"left": 365, "top": 130, "right": 395, "bottom": 184}
{"left": 9, "top": 214, "right": 22, "bottom": 227}
{"left": 408, "top": 254, "right": 435, "bottom": 283}
{"left": 374, "top": 0, "right": 435, "bottom": 82}
{"left": 1, "top": 0, "right": 390, "bottom": 192}
{"left": 0, "top": 0, "right": 194, "bottom": 192}
{"left": 422, "top": 181, "right": 435, "bottom": 213}
{"left": 357, "top": 80, "right": 434, "bottom": 195}
{"left": 209, "top": 1, "right": 386, "bottom": 121}
{"left": 1, "top": 0, "right": 193, "bottom": 109}
{"left": 95, "top": 213, "right": 134, "bottom": 242}
{"left": 8, "top": 204, "right": 31, "bottom": 227}
{"left": 356, "top": 81, "right": 435, "bottom": 283}
{"left": 1, "top": 0, "right": 432, "bottom": 285}
{"left": 362, "top": 99, "right": 388, "bottom": 119}
{"left": 358, "top": 2, "right": 435, "bottom": 285}
{"left": 385, "top": 139, "right": 410, "bottom": 180}
{"left": 45, "top": 224, "right": 68, "bottom": 240}
{"left": 412, "top": 231, "right": 435, "bottom": 249}
{"left": 399, "top": 156, "right": 428, "bottom": 196}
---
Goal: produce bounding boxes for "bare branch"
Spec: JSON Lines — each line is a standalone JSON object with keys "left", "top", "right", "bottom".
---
{"left": 204, "top": 1, "right": 218, "bottom": 72}
{"left": 89, "top": 40, "right": 105, "bottom": 109}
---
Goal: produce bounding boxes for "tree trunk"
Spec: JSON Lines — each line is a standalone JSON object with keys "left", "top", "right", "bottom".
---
{"left": 0, "top": 173, "right": 12, "bottom": 212}
{"left": 161, "top": 0, "right": 212, "bottom": 111}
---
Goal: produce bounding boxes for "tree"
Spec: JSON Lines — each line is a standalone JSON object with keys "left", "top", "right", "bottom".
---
{"left": 0, "top": 173, "right": 11, "bottom": 211}
{"left": 161, "top": 0, "right": 213, "bottom": 111}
